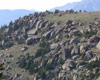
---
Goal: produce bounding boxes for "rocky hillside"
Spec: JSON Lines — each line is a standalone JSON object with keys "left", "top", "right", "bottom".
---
{"left": 0, "top": 10, "right": 100, "bottom": 80}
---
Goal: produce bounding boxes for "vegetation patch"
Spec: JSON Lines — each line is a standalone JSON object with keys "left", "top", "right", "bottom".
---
{"left": 35, "top": 41, "right": 50, "bottom": 58}
{"left": 86, "top": 60, "right": 100, "bottom": 70}
{"left": 84, "top": 30, "right": 97, "bottom": 38}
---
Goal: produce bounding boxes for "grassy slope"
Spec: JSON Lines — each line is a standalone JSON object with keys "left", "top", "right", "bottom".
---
{"left": 45, "top": 12, "right": 100, "bottom": 26}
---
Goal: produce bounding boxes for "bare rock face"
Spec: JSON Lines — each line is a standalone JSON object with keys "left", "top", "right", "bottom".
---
{"left": 96, "top": 30, "right": 100, "bottom": 37}
{"left": 70, "top": 37, "right": 80, "bottom": 45}
{"left": 96, "top": 41, "right": 100, "bottom": 50}
{"left": 97, "top": 77, "right": 100, "bottom": 80}
{"left": 72, "top": 20, "right": 79, "bottom": 25}
{"left": 80, "top": 44, "right": 92, "bottom": 54}
{"left": 28, "top": 29, "right": 38, "bottom": 36}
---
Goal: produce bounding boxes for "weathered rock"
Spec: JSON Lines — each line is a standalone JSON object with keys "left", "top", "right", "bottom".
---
{"left": 72, "top": 29, "right": 81, "bottom": 36}
{"left": 26, "top": 37, "right": 40, "bottom": 45}
{"left": 34, "top": 75, "right": 38, "bottom": 80}
{"left": 77, "top": 61, "right": 86, "bottom": 67}
{"left": 42, "top": 30, "right": 52, "bottom": 39}
{"left": 5, "top": 53, "right": 13, "bottom": 58}
{"left": 95, "top": 21, "right": 100, "bottom": 25}
{"left": 71, "top": 46, "right": 80, "bottom": 56}
{"left": 96, "top": 30, "right": 100, "bottom": 37}
{"left": 89, "top": 55, "right": 100, "bottom": 62}
{"left": 73, "top": 74, "right": 78, "bottom": 80}
{"left": 84, "top": 51, "right": 94, "bottom": 60}
{"left": 0, "top": 54, "right": 3, "bottom": 58}
{"left": 88, "top": 35, "right": 99, "bottom": 43}
{"left": 97, "top": 77, "right": 100, "bottom": 80}
{"left": 26, "top": 37, "right": 34, "bottom": 45}
{"left": 70, "top": 38, "right": 80, "bottom": 45}
{"left": 21, "top": 46, "right": 28, "bottom": 52}
{"left": 66, "top": 20, "right": 72, "bottom": 25}
{"left": 80, "top": 44, "right": 91, "bottom": 53}
{"left": 61, "top": 47, "right": 71, "bottom": 60}
{"left": 50, "top": 43, "right": 59, "bottom": 50}
{"left": 55, "top": 28, "right": 63, "bottom": 35}
{"left": 62, "top": 59, "right": 76, "bottom": 70}
{"left": 28, "top": 29, "right": 38, "bottom": 36}
{"left": 72, "top": 20, "right": 79, "bottom": 25}
{"left": 93, "top": 68, "right": 99, "bottom": 74}
{"left": 96, "top": 41, "right": 100, "bottom": 50}
{"left": 72, "top": 55, "right": 80, "bottom": 60}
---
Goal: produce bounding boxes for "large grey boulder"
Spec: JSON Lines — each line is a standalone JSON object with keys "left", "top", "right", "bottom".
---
{"left": 84, "top": 51, "right": 94, "bottom": 60}
{"left": 26, "top": 37, "right": 34, "bottom": 45}
{"left": 50, "top": 43, "right": 58, "bottom": 50}
{"left": 88, "top": 35, "right": 99, "bottom": 43}
{"left": 28, "top": 29, "right": 38, "bottom": 36}
{"left": 97, "top": 77, "right": 100, "bottom": 80}
{"left": 71, "top": 46, "right": 80, "bottom": 56}
{"left": 62, "top": 59, "right": 76, "bottom": 71}
{"left": 80, "top": 44, "right": 93, "bottom": 54}
{"left": 96, "top": 41, "right": 100, "bottom": 50}
{"left": 26, "top": 37, "right": 40, "bottom": 45}
{"left": 61, "top": 47, "right": 71, "bottom": 60}
{"left": 42, "top": 30, "right": 52, "bottom": 39}
{"left": 96, "top": 30, "right": 100, "bottom": 37}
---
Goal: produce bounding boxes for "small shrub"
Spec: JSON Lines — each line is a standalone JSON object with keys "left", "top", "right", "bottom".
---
{"left": 86, "top": 60, "right": 100, "bottom": 70}
{"left": 35, "top": 41, "right": 50, "bottom": 58}
{"left": 38, "top": 69, "right": 46, "bottom": 79}
{"left": 3, "top": 41, "right": 14, "bottom": 48}
{"left": 17, "top": 38, "right": 25, "bottom": 44}
{"left": 84, "top": 30, "right": 97, "bottom": 38}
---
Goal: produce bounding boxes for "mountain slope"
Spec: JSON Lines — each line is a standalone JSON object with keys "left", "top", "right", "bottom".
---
{"left": 51, "top": 0, "right": 100, "bottom": 11}
{"left": 0, "top": 11, "right": 100, "bottom": 80}
{"left": 0, "top": 9, "right": 35, "bottom": 26}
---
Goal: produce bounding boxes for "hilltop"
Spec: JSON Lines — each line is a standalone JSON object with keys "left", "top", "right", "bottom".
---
{"left": 0, "top": 10, "right": 100, "bottom": 80}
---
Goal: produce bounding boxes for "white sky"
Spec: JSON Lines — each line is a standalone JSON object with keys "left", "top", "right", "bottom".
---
{"left": 0, "top": 0, "right": 81, "bottom": 11}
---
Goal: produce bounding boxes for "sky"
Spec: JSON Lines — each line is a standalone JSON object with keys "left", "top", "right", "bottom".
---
{"left": 0, "top": 0, "right": 81, "bottom": 11}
